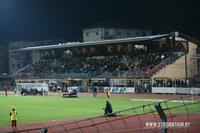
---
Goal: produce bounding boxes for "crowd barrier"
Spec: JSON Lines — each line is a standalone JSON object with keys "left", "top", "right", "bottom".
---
{"left": 102, "top": 86, "right": 200, "bottom": 94}
{"left": 152, "top": 87, "right": 200, "bottom": 94}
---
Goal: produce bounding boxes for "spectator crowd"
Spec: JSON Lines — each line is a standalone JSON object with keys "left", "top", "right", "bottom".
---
{"left": 18, "top": 52, "right": 172, "bottom": 78}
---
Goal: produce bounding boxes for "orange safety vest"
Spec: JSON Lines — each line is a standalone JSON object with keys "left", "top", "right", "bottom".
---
{"left": 10, "top": 110, "right": 17, "bottom": 121}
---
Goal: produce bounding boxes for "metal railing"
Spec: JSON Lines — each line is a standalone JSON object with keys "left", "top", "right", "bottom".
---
{"left": 10, "top": 95, "right": 200, "bottom": 133}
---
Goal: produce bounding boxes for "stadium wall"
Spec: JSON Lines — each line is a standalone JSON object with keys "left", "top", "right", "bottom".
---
{"left": 152, "top": 87, "right": 200, "bottom": 94}
{"left": 102, "top": 86, "right": 200, "bottom": 94}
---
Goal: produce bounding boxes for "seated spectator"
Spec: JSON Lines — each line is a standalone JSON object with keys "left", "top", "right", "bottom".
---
{"left": 17, "top": 52, "right": 173, "bottom": 78}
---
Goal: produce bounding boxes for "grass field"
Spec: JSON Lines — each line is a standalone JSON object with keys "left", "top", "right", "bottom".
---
{"left": 0, "top": 95, "right": 199, "bottom": 126}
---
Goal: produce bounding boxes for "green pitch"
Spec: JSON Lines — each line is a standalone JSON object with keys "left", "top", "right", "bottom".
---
{"left": 0, "top": 95, "right": 199, "bottom": 126}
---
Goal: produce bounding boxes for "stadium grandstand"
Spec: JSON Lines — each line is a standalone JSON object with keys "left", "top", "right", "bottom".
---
{"left": 10, "top": 31, "right": 200, "bottom": 95}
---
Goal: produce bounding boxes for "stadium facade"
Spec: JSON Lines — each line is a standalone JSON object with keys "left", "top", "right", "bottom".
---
{"left": 83, "top": 25, "right": 152, "bottom": 42}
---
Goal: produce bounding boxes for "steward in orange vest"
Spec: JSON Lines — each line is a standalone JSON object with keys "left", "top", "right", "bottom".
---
{"left": 9, "top": 107, "right": 17, "bottom": 127}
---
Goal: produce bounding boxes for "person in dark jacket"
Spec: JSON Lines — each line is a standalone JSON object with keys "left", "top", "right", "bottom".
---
{"left": 104, "top": 101, "right": 113, "bottom": 115}
{"left": 93, "top": 86, "right": 97, "bottom": 97}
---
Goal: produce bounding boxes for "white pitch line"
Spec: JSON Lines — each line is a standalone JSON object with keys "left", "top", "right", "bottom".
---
{"left": 130, "top": 98, "right": 195, "bottom": 103}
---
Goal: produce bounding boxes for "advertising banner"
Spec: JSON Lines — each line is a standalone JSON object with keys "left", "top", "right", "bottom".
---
{"left": 68, "top": 86, "right": 82, "bottom": 93}
{"left": 104, "top": 87, "right": 135, "bottom": 93}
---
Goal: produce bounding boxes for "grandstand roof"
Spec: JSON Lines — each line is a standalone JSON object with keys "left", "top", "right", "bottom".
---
{"left": 11, "top": 32, "right": 199, "bottom": 52}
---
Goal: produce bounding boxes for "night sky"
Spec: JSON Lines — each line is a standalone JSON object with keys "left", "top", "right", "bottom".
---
{"left": 0, "top": 0, "right": 200, "bottom": 45}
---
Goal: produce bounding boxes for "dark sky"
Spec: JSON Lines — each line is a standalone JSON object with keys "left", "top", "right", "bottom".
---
{"left": 0, "top": 0, "right": 200, "bottom": 45}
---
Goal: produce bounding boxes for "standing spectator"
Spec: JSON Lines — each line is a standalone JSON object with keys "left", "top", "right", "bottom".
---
{"left": 106, "top": 88, "right": 111, "bottom": 99}
{"left": 9, "top": 107, "right": 18, "bottom": 128}
{"left": 14, "top": 88, "right": 17, "bottom": 96}
{"left": 4, "top": 86, "right": 8, "bottom": 96}
{"left": 93, "top": 86, "right": 97, "bottom": 97}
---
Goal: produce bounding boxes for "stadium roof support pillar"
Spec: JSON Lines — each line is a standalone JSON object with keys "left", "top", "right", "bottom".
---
{"left": 185, "top": 52, "right": 188, "bottom": 79}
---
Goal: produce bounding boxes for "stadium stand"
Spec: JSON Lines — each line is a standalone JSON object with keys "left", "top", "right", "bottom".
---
{"left": 17, "top": 52, "right": 172, "bottom": 78}
{"left": 9, "top": 32, "right": 200, "bottom": 95}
